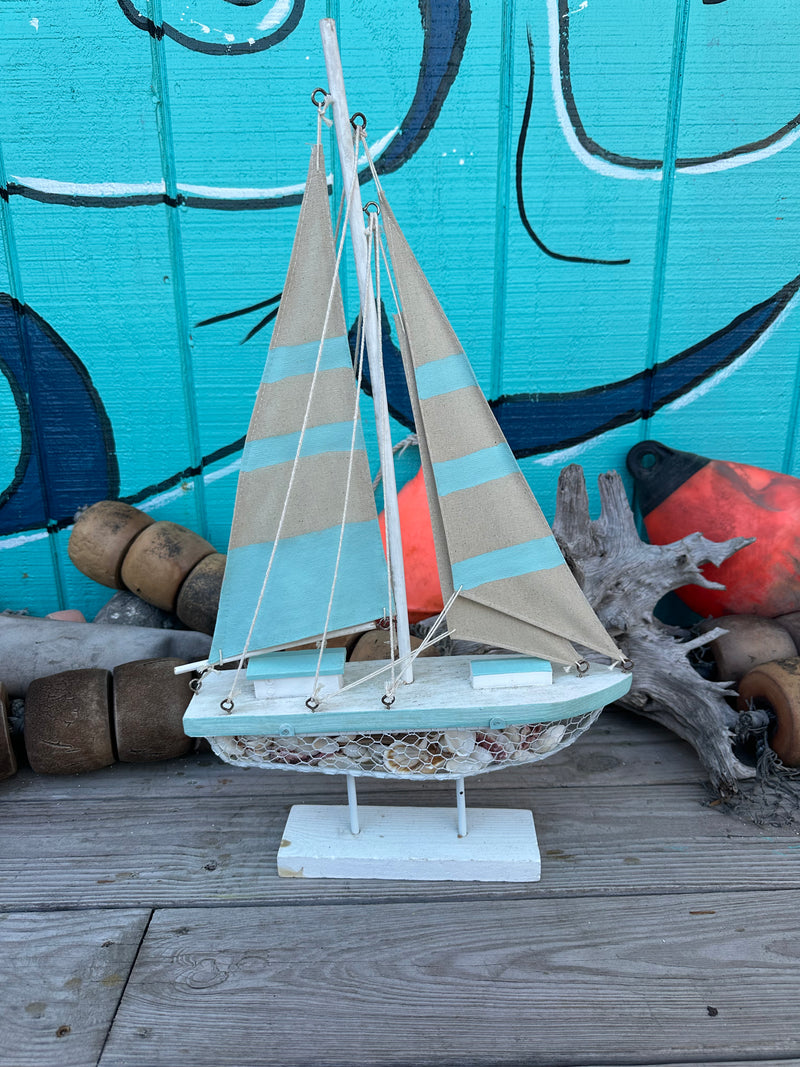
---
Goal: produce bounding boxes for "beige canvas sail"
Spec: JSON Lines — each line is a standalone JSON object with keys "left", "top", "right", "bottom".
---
{"left": 209, "top": 144, "right": 390, "bottom": 663}
{"left": 381, "top": 194, "right": 621, "bottom": 666}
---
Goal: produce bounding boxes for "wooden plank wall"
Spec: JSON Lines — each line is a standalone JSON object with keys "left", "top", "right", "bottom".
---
{"left": 1, "top": 0, "right": 798, "bottom": 616}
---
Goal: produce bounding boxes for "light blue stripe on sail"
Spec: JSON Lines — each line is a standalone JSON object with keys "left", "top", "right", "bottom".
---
{"left": 414, "top": 352, "right": 477, "bottom": 400}
{"left": 433, "top": 442, "right": 519, "bottom": 497}
{"left": 262, "top": 335, "right": 352, "bottom": 384}
{"left": 212, "top": 519, "right": 389, "bottom": 660}
{"left": 242, "top": 421, "right": 364, "bottom": 473}
{"left": 451, "top": 535, "right": 565, "bottom": 591}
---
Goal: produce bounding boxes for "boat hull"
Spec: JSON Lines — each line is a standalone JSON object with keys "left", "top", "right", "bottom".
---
{"left": 183, "top": 655, "right": 631, "bottom": 737}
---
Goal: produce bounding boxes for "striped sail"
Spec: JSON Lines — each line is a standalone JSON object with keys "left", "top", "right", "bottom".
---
{"left": 210, "top": 145, "right": 390, "bottom": 662}
{"left": 380, "top": 193, "right": 622, "bottom": 667}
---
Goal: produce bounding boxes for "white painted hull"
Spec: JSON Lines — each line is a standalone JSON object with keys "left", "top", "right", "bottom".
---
{"left": 184, "top": 655, "right": 631, "bottom": 738}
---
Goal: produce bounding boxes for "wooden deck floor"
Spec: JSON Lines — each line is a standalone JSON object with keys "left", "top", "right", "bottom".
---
{"left": 2, "top": 708, "right": 800, "bottom": 1067}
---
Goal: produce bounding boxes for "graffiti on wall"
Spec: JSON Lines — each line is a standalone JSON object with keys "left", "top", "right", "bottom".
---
{"left": 1, "top": 0, "right": 798, "bottom": 612}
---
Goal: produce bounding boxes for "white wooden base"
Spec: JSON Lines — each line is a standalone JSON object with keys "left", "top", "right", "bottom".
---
{"left": 277, "top": 805, "right": 541, "bottom": 882}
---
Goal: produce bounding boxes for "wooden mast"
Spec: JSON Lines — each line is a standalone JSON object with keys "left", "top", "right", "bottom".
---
{"left": 320, "top": 18, "right": 413, "bottom": 684}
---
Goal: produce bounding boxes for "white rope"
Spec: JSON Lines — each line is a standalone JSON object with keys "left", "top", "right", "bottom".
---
{"left": 368, "top": 205, "right": 399, "bottom": 702}
{"left": 223, "top": 127, "right": 362, "bottom": 710}
{"left": 313, "top": 587, "right": 462, "bottom": 707}
{"left": 315, "top": 94, "right": 333, "bottom": 149}
{"left": 310, "top": 166, "right": 376, "bottom": 701}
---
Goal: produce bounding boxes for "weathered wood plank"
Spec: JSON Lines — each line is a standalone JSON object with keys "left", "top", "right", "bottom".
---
{"left": 0, "top": 709, "right": 708, "bottom": 803}
{"left": 0, "top": 908, "right": 150, "bottom": 1067}
{"left": 1, "top": 781, "right": 795, "bottom": 909}
{"left": 99, "top": 893, "right": 800, "bottom": 1066}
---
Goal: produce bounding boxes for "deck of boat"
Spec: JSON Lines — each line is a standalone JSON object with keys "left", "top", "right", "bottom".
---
{"left": 2, "top": 706, "right": 799, "bottom": 1067}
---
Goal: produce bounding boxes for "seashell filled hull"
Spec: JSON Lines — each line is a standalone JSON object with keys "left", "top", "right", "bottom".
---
{"left": 208, "top": 708, "right": 601, "bottom": 780}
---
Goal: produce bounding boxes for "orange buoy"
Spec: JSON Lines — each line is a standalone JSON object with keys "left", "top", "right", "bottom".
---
{"left": 379, "top": 467, "right": 443, "bottom": 624}
{"left": 628, "top": 441, "right": 800, "bottom": 618}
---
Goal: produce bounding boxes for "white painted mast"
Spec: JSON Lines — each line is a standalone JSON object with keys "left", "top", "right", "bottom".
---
{"left": 320, "top": 18, "right": 413, "bottom": 685}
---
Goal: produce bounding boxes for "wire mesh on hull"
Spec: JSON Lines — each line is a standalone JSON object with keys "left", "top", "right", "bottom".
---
{"left": 208, "top": 708, "right": 601, "bottom": 780}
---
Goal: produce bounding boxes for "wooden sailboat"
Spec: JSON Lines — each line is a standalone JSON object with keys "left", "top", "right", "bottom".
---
{"left": 180, "top": 21, "right": 632, "bottom": 880}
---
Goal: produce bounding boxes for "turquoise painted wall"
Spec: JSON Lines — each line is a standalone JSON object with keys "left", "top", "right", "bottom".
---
{"left": 1, "top": 0, "right": 799, "bottom": 617}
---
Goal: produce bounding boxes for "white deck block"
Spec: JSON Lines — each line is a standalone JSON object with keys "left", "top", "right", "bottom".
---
{"left": 278, "top": 805, "right": 541, "bottom": 882}
{"left": 247, "top": 648, "right": 345, "bottom": 699}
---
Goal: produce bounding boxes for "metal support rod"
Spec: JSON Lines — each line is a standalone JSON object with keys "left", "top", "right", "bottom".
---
{"left": 346, "top": 773, "right": 360, "bottom": 835}
{"left": 456, "top": 776, "right": 467, "bottom": 838}
{"left": 320, "top": 18, "right": 413, "bottom": 685}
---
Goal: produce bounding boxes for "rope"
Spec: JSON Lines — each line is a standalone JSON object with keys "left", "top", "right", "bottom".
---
{"left": 310, "top": 165, "right": 377, "bottom": 702}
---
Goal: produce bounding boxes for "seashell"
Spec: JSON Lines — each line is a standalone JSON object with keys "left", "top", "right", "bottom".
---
{"left": 272, "top": 746, "right": 316, "bottom": 765}
{"left": 519, "top": 723, "right": 545, "bottom": 750}
{"left": 510, "top": 748, "right": 532, "bottom": 762}
{"left": 383, "top": 741, "right": 426, "bottom": 774}
{"left": 530, "top": 723, "right": 567, "bottom": 754}
{"left": 476, "top": 729, "right": 515, "bottom": 762}
{"left": 442, "top": 729, "right": 476, "bottom": 756}
{"left": 342, "top": 742, "right": 369, "bottom": 760}
{"left": 315, "top": 755, "right": 344, "bottom": 770}
{"left": 310, "top": 736, "right": 340, "bottom": 755}
{"left": 503, "top": 725, "right": 524, "bottom": 746}
{"left": 445, "top": 755, "right": 483, "bottom": 774}
{"left": 418, "top": 751, "right": 446, "bottom": 774}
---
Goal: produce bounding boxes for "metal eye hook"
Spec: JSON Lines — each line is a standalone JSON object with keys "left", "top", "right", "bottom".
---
{"left": 576, "top": 660, "right": 589, "bottom": 676}
{"left": 220, "top": 697, "right": 234, "bottom": 713}
{"left": 350, "top": 111, "right": 367, "bottom": 130}
{"left": 363, "top": 201, "right": 380, "bottom": 216}
{"left": 381, "top": 693, "right": 396, "bottom": 708}
{"left": 305, "top": 696, "right": 320, "bottom": 711}
{"left": 311, "top": 87, "right": 328, "bottom": 107}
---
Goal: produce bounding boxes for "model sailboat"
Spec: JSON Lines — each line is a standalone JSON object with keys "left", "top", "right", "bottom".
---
{"left": 181, "top": 21, "right": 631, "bottom": 880}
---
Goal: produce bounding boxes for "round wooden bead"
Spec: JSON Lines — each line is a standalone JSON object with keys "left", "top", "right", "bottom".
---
{"left": 737, "top": 658, "right": 800, "bottom": 766}
{"left": 0, "top": 682, "right": 17, "bottom": 781}
{"left": 68, "top": 500, "right": 154, "bottom": 589}
{"left": 698, "top": 614, "right": 797, "bottom": 683}
{"left": 112, "top": 657, "right": 194, "bottom": 762}
{"left": 120, "top": 521, "right": 216, "bottom": 613}
{"left": 349, "top": 630, "right": 437, "bottom": 662}
{"left": 24, "top": 669, "right": 114, "bottom": 775}
{"left": 176, "top": 553, "right": 226, "bottom": 635}
{"left": 773, "top": 610, "right": 800, "bottom": 651}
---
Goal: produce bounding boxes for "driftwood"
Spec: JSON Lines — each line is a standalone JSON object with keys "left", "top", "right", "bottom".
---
{"left": 552, "top": 464, "right": 755, "bottom": 796}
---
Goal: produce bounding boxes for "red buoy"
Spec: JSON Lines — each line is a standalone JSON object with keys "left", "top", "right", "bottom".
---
{"left": 627, "top": 440, "right": 800, "bottom": 618}
{"left": 379, "top": 467, "right": 443, "bottom": 624}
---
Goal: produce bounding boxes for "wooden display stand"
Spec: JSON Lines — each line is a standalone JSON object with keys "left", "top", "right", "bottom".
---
{"left": 277, "top": 776, "right": 541, "bottom": 882}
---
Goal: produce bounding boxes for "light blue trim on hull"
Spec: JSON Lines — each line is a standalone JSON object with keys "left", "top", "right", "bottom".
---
{"left": 183, "top": 660, "right": 633, "bottom": 738}
{"left": 451, "top": 534, "right": 565, "bottom": 590}
{"left": 262, "top": 335, "right": 352, "bottom": 384}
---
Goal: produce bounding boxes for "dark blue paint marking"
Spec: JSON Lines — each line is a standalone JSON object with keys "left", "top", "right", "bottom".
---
{"left": 367, "top": 275, "right": 800, "bottom": 458}
{"left": 516, "top": 27, "right": 630, "bottom": 266}
{"left": 491, "top": 273, "right": 800, "bottom": 457}
{"left": 116, "top": 0, "right": 305, "bottom": 55}
{"left": 374, "top": 0, "right": 471, "bottom": 175}
{"left": 5, "top": 2, "right": 470, "bottom": 210}
{"left": 0, "top": 296, "right": 118, "bottom": 535}
{"left": 3, "top": 275, "right": 797, "bottom": 537}
{"left": 558, "top": 0, "right": 800, "bottom": 171}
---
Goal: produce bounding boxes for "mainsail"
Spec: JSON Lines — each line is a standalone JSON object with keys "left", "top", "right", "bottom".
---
{"left": 379, "top": 193, "right": 622, "bottom": 667}
{"left": 210, "top": 144, "right": 390, "bottom": 663}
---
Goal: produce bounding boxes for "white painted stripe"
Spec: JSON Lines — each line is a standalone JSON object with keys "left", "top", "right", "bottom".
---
{"left": 8, "top": 129, "right": 398, "bottom": 202}
{"left": 547, "top": 0, "right": 800, "bottom": 180}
